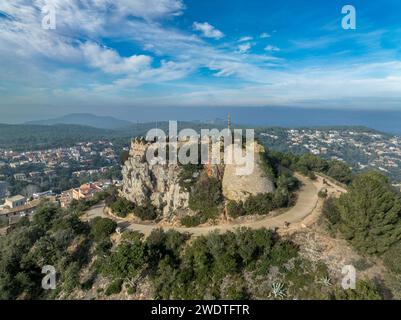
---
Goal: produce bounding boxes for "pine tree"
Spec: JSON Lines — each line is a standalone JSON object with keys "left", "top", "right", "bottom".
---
{"left": 336, "top": 171, "right": 401, "bottom": 254}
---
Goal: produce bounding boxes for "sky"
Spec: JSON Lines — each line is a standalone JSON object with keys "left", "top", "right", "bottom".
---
{"left": 1, "top": 0, "right": 401, "bottom": 122}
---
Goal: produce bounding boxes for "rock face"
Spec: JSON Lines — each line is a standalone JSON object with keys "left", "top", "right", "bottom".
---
{"left": 120, "top": 138, "right": 275, "bottom": 218}
{"left": 222, "top": 144, "right": 275, "bottom": 202}
{"left": 120, "top": 138, "right": 190, "bottom": 218}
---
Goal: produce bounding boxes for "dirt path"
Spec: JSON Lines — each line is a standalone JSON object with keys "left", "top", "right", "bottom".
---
{"left": 84, "top": 173, "right": 341, "bottom": 237}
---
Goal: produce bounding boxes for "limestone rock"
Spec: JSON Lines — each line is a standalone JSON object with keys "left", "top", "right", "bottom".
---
{"left": 222, "top": 145, "right": 275, "bottom": 202}
{"left": 120, "top": 138, "right": 190, "bottom": 218}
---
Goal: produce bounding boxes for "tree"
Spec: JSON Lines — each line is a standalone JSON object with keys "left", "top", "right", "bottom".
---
{"left": 189, "top": 175, "right": 222, "bottom": 218}
{"left": 383, "top": 241, "right": 401, "bottom": 274}
{"left": 296, "top": 153, "right": 328, "bottom": 174}
{"left": 327, "top": 160, "right": 352, "bottom": 184}
{"left": 110, "top": 197, "right": 135, "bottom": 218}
{"left": 101, "top": 231, "right": 146, "bottom": 287}
{"left": 322, "top": 197, "right": 340, "bottom": 226}
{"left": 226, "top": 200, "right": 246, "bottom": 218}
{"left": 134, "top": 200, "right": 157, "bottom": 221}
{"left": 336, "top": 171, "right": 401, "bottom": 254}
{"left": 332, "top": 280, "right": 382, "bottom": 300}
{"left": 90, "top": 217, "right": 117, "bottom": 242}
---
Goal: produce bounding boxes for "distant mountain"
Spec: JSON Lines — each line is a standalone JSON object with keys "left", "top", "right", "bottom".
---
{"left": 26, "top": 113, "right": 133, "bottom": 130}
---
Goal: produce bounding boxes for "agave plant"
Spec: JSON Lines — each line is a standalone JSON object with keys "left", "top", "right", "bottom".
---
{"left": 270, "top": 282, "right": 286, "bottom": 299}
{"left": 317, "top": 276, "right": 332, "bottom": 287}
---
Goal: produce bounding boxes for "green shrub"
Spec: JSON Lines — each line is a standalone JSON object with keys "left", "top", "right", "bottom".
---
{"left": 178, "top": 163, "right": 203, "bottom": 191}
{"left": 326, "top": 160, "right": 352, "bottom": 185}
{"left": 181, "top": 215, "right": 205, "bottom": 227}
{"left": 269, "top": 241, "right": 298, "bottom": 267}
{"left": 318, "top": 189, "right": 328, "bottom": 198}
{"left": 110, "top": 197, "right": 135, "bottom": 218}
{"left": 332, "top": 280, "right": 382, "bottom": 300}
{"left": 243, "top": 193, "right": 274, "bottom": 215}
{"left": 134, "top": 200, "right": 157, "bottom": 221}
{"left": 322, "top": 197, "right": 340, "bottom": 226}
{"left": 383, "top": 241, "right": 401, "bottom": 274}
{"left": 189, "top": 175, "right": 222, "bottom": 218}
{"left": 226, "top": 201, "right": 246, "bottom": 218}
{"left": 90, "top": 217, "right": 117, "bottom": 242}
{"left": 105, "top": 279, "right": 123, "bottom": 296}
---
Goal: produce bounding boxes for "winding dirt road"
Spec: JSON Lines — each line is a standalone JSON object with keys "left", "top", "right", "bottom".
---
{"left": 83, "top": 173, "right": 341, "bottom": 237}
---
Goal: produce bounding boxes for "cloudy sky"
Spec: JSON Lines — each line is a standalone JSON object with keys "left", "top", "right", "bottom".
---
{"left": 1, "top": 0, "right": 401, "bottom": 122}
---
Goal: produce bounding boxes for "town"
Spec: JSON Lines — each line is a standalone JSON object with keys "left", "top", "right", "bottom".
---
{"left": 0, "top": 140, "right": 125, "bottom": 229}
{"left": 258, "top": 127, "right": 401, "bottom": 184}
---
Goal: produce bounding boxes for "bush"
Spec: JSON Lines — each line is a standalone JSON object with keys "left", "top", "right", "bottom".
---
{"left": 91, "top": 217, "right": 117, "bottom": 242}
{"left": 332, "top": 280, "right": 382, "bottom": 300}
{"left": 327, "top": 160, "right": 352, "bottom": 184}
{"left": 178, "top": 163, "right": 203, "bottom": 191}
{"left": 322, "top": 197, "right": 340, "bottom": 226}
{"left": 226, "top": 201, "right": 246, "bottom": 219}
{"left": 318, "top": 189, "right": 328, "bottom": 198}
{"left": 105, "top": 279, "right": 123, "bottom": 296}
{"left": 134, "top": 200, "right": 157, "bottom": 221}
{"left": 181, "top": 215, "right": 205, "bottom": 227}
{"left": 227, "top": 189, "right": 293, "bottom": 219}
{"left": 243, "top": 193, "right": 274, "bottom": 215}
{"left": 110, "top": 198, "right": 135, "bottom": 218}
{"left": 383, "top": 241, "right": 401, "bottom": 274}
{"left": 189, "top": 175, "right": 222, "bottom": 218}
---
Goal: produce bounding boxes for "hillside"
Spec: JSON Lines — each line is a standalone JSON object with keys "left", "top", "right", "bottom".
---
{"left": 0, "top": 121, "right": 227, "bottom": 151}
{"left": 0, "top": 123, "right": 117, "bottom": 150}
{"left": 26, "top": 113, "right": 134, "bottom": 130}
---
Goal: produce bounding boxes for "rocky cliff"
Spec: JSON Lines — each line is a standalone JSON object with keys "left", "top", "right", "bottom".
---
{"left": 120, "top": 138, "right": 275, "bottom": 219}
{"left": 222, "top": 143, "right": 275, "bottom": 202}
{"left": 120, "top": 138, "right": 190, "bottom": 218}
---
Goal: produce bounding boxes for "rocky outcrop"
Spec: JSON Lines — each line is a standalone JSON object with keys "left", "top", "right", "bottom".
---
{"left": 120, "top": 138, "right": 190, "bottom": 218}
{"left": 222, "top": 144, "right": 275, "bottom": 202}
{"left": 120, "top": 138, "right": 275, "bottom": 218}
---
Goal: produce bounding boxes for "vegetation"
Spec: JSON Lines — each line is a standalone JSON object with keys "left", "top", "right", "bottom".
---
{"left": 188, "top": 175, "right": 223, "bottom": 221}
{"left": 181, "top": 215, "right": 206, "bottom": 227}
{"left": 109, "top": 197, "right": 135, "bottom": 218}
{"left": 331, "top": 171, "right": 401, "bottom": 254}
{"left": 0, "top": 202, "right": 92, "bottom": 299}
{"left": 0, "top": 199, "right": 386, "bottom": 300}
{"left": 134, "top": 200, "right": 157, "bottom": 221}
{"left": 318, "top": 189, "right": 328, "bottom": 198}
{"left": 332, "top": 280, "right": 382, "bottom": 300}
{"left": 383, "top": 241, "right": 401, "bottom": 274}
{"left": 268, "top": 150, "right": 353, "bottom": 185}
{"left": 178, "top": 163, "right": 203, "bottom": 191}
{"left": 106, "top": 187, "right": 156, "bottom": 221}
{"left": 97, "top": 227, "right": 378, "bottom": 300}
{"left": 227, "top": 172, "right": 299, "bottom": 218}
{"left": 90, "top": 217, "right": 117, "bottom": 242}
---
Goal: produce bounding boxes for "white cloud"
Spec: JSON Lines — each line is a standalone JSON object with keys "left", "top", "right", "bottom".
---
{"left": 192, "top": 22, "right": 224, "bottom": 39}
{"left": 1, "top": 0, "right": 401, "bottom": 112}
{"left": 80, "top": 43, "right": 152, "bottom": 74}
{"left": 260, "top": 32, "right": 271, "bottom": 39}
{"left": 265, "top": 45, "right": 280, "bottom": 52}
{"left": 238, "top": 43, "right": 252, "bottom": 54}
{"left": 111, "top": 0, "right": 185, "bottom": 20}
{"left": 238, "top": 36, "right": 253, "bottom": 42}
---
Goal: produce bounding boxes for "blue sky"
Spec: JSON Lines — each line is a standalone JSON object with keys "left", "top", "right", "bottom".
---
{"left": 1, "top": 0, "right": 401, "bottom": 122}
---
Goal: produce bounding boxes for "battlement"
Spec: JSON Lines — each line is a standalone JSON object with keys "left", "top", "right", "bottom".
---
{"left": 130, "top": 137, "right": 149, "bottom": 160}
